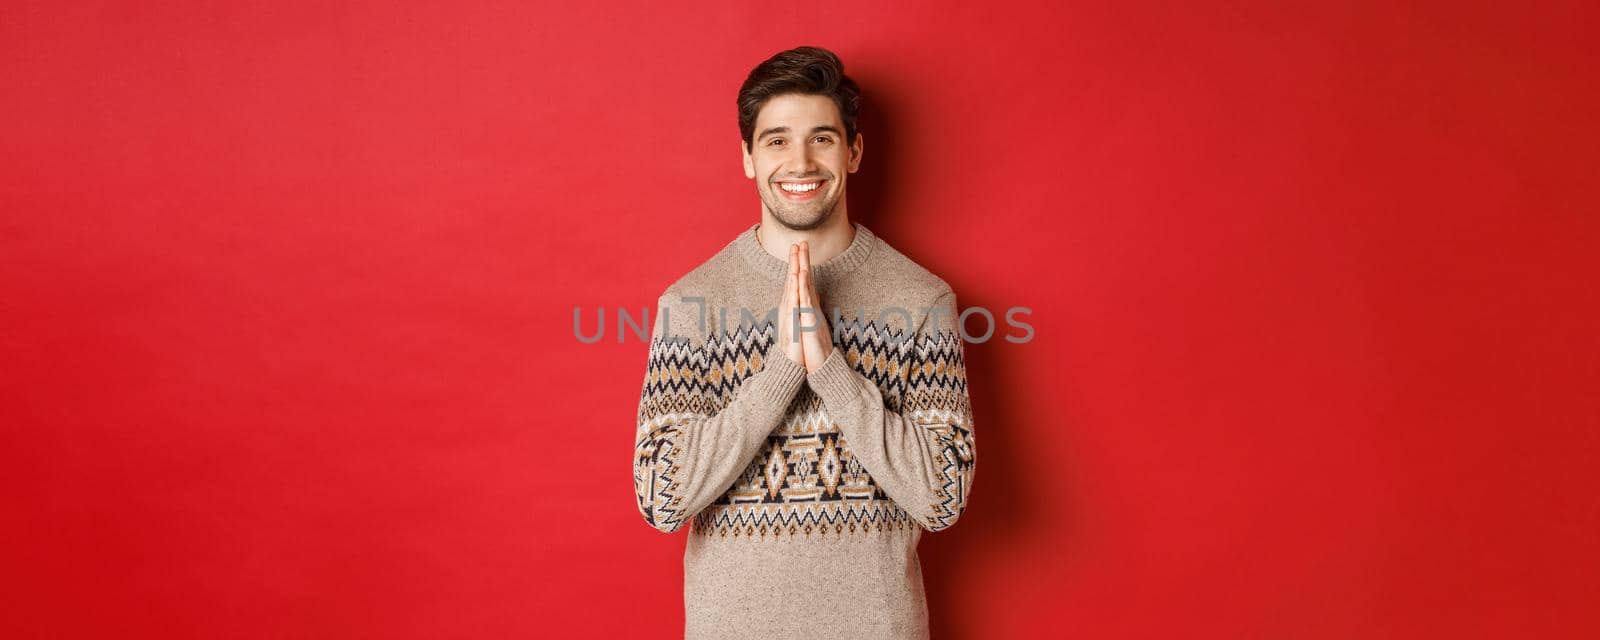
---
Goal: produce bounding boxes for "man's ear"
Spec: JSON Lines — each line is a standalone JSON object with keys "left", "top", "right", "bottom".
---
{"left": 741, "top": 139, "right": 755, "bottom": 179}
{"left": 847, "top": 132, "right": 864, "bottom": 173}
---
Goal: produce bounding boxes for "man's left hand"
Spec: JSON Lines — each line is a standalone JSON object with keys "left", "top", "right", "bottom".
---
{"left": 795, "top": 241, "right": 834, "bottom": 373}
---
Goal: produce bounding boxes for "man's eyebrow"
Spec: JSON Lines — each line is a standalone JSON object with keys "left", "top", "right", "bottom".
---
{"left": 756, "top": 125, "right": 844, "bottom": 141}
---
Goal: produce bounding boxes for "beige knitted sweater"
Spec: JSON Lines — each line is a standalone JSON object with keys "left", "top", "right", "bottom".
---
{"left": 632, "top": 221, "right": 976, "bottom": 639}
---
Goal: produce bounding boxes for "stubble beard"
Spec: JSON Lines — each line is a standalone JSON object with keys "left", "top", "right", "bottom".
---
{"left": 762, "top": 183, "right": 839, "bottom": 232}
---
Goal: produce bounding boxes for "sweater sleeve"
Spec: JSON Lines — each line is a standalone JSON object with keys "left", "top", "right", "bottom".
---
{"left": 806, "top": 288, "right": 977, "bottom": 532}
{"left": 632, "top": 293, "right": 809, "bottom": 534}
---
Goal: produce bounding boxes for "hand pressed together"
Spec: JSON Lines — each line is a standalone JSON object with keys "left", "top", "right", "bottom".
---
{"left": 775, "top": 241, "right": 834, "bottom": 373}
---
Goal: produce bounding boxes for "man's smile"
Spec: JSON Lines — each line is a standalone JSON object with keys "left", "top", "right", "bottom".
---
{"left": 775, "top": 179, "right": 827, "bottom": 201}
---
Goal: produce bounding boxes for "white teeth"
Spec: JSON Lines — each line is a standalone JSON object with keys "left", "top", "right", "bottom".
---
{"left": 779, "top": 182, "right": 821, "bottom": 193}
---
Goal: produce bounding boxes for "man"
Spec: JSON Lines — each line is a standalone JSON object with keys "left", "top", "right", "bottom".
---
{"left": 631, "top": 45, "right": 976, "bottom": 639}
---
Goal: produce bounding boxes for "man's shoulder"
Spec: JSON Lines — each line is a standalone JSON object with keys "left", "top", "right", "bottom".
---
{"left": 864, "top": 231, "right": 955, "bottom": 303}
{"left": 647, "top": 229, "right": 751, "bottom": 342}
{"left": 655, "top": 233, "right": 746, "bottom": 303}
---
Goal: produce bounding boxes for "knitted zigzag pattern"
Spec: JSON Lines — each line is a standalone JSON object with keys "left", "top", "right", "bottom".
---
{"left": 634, "top": 318, "right": 974, "bottom": 536}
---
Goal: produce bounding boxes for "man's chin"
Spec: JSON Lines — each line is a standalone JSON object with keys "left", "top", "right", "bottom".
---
{"left": 767, "top": 206, "right": 833, "bottom": 231}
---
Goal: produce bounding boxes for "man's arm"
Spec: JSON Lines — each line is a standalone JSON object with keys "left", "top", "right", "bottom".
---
{"left": 806, "top": 288, "right": 977, "bottom": 532}
{"left": 632, "top": 294, "right": 807, "bottom": 534}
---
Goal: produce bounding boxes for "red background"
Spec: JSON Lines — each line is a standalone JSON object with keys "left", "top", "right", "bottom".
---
{"left": 4, "top": 1, "right": 1596, "bottom": 638}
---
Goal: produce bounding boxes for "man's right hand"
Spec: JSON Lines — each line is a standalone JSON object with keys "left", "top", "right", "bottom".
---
{"left": 776, "top": 243, "right": 806, "bottom": 367}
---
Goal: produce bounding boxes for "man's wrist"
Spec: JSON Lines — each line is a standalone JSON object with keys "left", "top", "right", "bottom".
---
{"left": 752, "top": 340, "right": 808, "bottom": 402}
{"left": 806, "top": 347, "right": 860, "bottom": 405}
{"left": 803, "top": 343, "right": 833, "bottom": 374}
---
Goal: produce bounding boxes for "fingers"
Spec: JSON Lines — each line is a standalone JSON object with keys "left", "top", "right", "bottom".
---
{"left": 798, "top": 241, "right": 812, "bottom": 307}
{"left": 798, "top": 241, "right": 823, "bottom": 334}
{"left": 791, "top": 243, "right": 801, "bottom": 303}
{"left": 784, "top": 243, "right": 798, "bottom": 342}
{"left": 800, "top": 242, "right": 823, "bottom": 320}
{"left": 794, "top": 241, "right": 832, "bottom": 369}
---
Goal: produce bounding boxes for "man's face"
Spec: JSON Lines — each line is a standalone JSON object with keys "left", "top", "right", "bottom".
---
{"left": 742, "top": 93, "right": 863, "bottom": 231}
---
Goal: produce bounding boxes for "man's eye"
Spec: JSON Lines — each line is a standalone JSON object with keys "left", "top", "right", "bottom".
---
{"left": 814, "top": 136, "right": 832, "bottom": 144}
{"left": 769, "top": 139, "right": 784, "bottom": 146}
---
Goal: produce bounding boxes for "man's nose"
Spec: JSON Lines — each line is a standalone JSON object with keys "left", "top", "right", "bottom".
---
{"left": 787, "top": 144, "right": 818, "bottom": 173}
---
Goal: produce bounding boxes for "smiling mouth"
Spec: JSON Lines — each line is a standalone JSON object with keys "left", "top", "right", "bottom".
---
{"left": 776, "top": 179, "right": 826, "bottom": 198}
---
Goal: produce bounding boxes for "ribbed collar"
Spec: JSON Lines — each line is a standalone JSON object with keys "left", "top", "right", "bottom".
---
{"left": 735, "top": 220, "right": 877, "bottom": 283}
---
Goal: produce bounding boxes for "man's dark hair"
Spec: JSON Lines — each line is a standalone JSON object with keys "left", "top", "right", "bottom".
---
{"left": 737, "top": 46, "right": 862, "bottom": 152}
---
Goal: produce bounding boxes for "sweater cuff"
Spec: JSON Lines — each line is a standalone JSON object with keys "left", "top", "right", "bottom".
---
{"left": 748, "top": 341, "right": 808, "bottom": 404}
{"left": 807, "top": 346, "right": 863, "bottom": 407}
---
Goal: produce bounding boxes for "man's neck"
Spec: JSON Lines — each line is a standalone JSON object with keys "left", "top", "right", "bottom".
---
{"left": 757, "top": 213, "right": 856, "bottom": 266}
